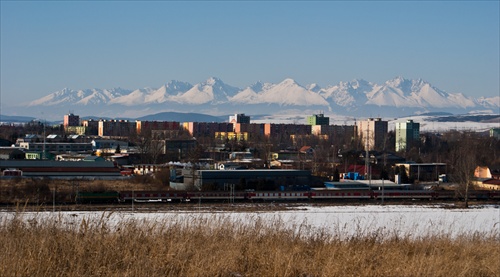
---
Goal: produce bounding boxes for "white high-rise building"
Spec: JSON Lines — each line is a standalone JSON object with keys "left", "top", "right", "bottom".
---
{"left": 395, "top": 120, "right": 420, "bottom": 152}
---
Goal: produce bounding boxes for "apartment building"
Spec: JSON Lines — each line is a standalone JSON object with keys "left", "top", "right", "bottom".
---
{"left": 395, "top": 120, "right": 420, "bottom": 152}
{"left": 357, "top": 118, "right": 388, "bottom": 151}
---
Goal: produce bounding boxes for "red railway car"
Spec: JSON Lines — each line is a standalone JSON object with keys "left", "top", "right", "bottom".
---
{"left": 310, "top": 190, "right": 372, "bottom": 200}
{"left": 247, "top": 191, "right": 310, "bottom": 201}
{"left": 120, "top": 191, "right": 187, "bottom": 202}
{"left": 187, "top": 191, "right": 247, "bottom": 201}
{"left": 372, "top": 190, "right": 435, "bottom": 200}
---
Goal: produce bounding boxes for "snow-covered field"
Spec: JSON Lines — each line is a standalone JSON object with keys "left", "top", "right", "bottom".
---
{"left": 252, "top": 112, "right": 499, "bottom": 133}
{"left": 2, "top": 204, "right": 499, "bottom": 239}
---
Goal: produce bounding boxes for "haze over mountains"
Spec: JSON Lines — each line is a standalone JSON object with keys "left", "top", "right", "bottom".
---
{"left": 5, "top": 76, "right": 499, "bottom": 120}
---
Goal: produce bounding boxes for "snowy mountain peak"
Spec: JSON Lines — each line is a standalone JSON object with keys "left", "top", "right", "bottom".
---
{"left": 386, "top": 76, "right": 412, "bottom": 89}
{"left": 349, "top": 79, "right": 372, "bottom": 90}
{"left": 279, "top": 78, "right": 299, "bottom": 87}
{"left": 22, "top": 77, "right": 495, "bottom": 118}
{"left": 307, "top": 83, "right": 322, "bottom": 93}
{"left": 249, "top": 81, "right": 264, "bottom": 92}
{"left": 203, "top": 77, "right": 221, "bottom": 86}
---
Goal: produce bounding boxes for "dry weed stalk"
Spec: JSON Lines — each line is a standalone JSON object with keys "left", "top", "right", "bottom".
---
{"left": 0, "top": 212, "right": 498, "bottom": 277}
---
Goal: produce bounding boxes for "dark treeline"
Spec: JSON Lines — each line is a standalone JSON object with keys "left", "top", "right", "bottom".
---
{"left": 1, "top": 123, "right": 498, "bottom": 184}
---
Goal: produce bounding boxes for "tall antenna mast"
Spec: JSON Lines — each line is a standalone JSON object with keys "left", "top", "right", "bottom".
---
{"left": 42, "top": 113, "right": 46, "bottom": 160}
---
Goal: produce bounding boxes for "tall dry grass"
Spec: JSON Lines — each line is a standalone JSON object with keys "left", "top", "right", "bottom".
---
{"left": 0, "top": 212, "right": 498, "bottom": 277}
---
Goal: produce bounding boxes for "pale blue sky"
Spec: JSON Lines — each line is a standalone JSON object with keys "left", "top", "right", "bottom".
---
{"left": 1, "top": 1, "right": 499, "bottom": 106}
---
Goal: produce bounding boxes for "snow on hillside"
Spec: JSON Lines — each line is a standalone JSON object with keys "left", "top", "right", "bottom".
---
{"left": 109, "top": 88, "right": 151, "bottom": 105}
{"left": 320, "top": 79, "right": 378, "bottom": 108}
{"left": 229, "top": 87, "right": 260, "bottom": 103}
{"left": 388, "top": 113, "right": 500, "bottom": 133}
{"left": 144, "top": 81, "right": 192, "bottom": 104}
{"left": 27, "top": 88, "right": 130, "bottom": 106}
{"left": 259, "top": 78, "right": 329, "bottom": 106}
{"left": 251, "top": 111, "right": 499, "bottom": 133}
{"left": 366, "top": 86, "right": 413, "bottom": 107}
{"left": 168, "top": 77, "right": 240, "bottom": 105}
{"left": 477, "top": 96, "right": 500, "bottom": 108}
{"left": 170, "top": 83, "right": 214, "bottom": 104}
{"left": 231, "top": 78, "right": 329, "bottom": 107}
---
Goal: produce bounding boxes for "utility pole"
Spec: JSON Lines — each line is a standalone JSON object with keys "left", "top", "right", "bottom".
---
{"left": 382, "top": 178, "right": 385, "bottom": 205}
{"left": 43, "top": 117, "right": 46, "bottom": 160}
{"left": 52, "top": 185, "right": 56, "bottom": 212}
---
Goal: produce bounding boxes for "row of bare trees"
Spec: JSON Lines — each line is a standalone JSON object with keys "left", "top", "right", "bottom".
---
{"left": 2, "top": 123, "right": 498, "bottom": 191}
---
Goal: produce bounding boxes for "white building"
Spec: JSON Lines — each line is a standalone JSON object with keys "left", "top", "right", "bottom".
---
{"left": 395, "top": 120, "right": 420, "bottom": 152}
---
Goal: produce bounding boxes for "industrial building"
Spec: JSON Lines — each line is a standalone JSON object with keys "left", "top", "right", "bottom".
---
{"left": 182, "top": 169, "right": 313, "bottom": 191}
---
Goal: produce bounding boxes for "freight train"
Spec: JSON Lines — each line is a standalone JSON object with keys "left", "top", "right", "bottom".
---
{"left": 76, "top": 189, "right": 500, "bottom": 204}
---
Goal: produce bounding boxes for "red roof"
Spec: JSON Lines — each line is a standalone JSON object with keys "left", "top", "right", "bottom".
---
{"left": 343, "top": 165, "right": 381, "bottom": 176}
{"left": 299, "top": 146, "right": 312, "bottom": 152}
{"left": 483, "top": 179, "right": 500, "bottom": 185}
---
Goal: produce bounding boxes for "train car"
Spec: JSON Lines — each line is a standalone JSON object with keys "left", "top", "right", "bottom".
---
{"left": 310, "top": 189, "right": 372, "bottom": 200}
{"left": 119, "top": 191, "right": 188, "bottom": 202}
{"left": 432, "top": 190, "right": 456, "bottom": 200}
{"left": 372, "top": 190, "right": 435, "bottom": 200}
{"left": 2, "top": 169, "right": 23, "bottom": 177}
{"left": 487, "top": 190, "right": 500, "bottom": 200}
{"left": 468, "top": 190, "right": 491, "bottom": 200}
{"left": 187, "top": 191, "right": 247, "bottom": 202}
{"left": 76, "top": 191, "right": 120, "bottom": 203}
{"left": 247, "top": 191, "right": 310, "bottom": 201}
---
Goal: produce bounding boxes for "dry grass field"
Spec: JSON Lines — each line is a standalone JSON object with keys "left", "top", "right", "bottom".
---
{"left": 1, "top": 178, "right": 499, "bottom": 276}
{"left": 0, "top": 212, "right": 499, "bottom": 277}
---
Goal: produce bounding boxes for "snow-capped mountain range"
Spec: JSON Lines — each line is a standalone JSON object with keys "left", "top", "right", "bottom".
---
{"left": 17, "top": 77, "right": 500, "bottom": 119}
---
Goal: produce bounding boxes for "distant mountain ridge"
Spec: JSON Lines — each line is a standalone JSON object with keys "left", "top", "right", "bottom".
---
{"left": 14, "top": 76, "right": 500, "bottom": 119}
{"left": 136, "top": 112, "right": 226, "bottom": 122}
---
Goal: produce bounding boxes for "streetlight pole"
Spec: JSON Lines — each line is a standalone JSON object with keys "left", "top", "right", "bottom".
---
{"left": 52, "top": 185, "right": 56, "bottom": 212}
{"left": 382, "top": 178, "right": 385, "bottom": 205}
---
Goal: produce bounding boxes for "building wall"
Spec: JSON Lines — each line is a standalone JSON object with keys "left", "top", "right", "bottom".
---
{"left": 63, "top": 113, "right": 80, "bottom": 127}
{"left": 163, "top": 139, "right": 197, "bottom": 161}
{"left": 264, "top": 123, "right": 311, "bottom": 138}
{"left": 136, "top": 120, "right": 180, "bottom": 134}
{"left": 229, "top": 114, "right": 250, "bottom": 124}
{"left": 19, "top": 142, "right": 93, "bottom": 153}
{"left": 313, "top": 125, "right": 357, "bottom": 143}
{"left": 183, "top": 169, "right": 311, "bottom": 190}
{"left": 396, "top": 163, "right": 446, "bottom": 182}
{"left": 233, "top": 123, "right": 265, "bottom": 138}
{"left": 183, "top": 122, "right": 233, "bottom": 137}
{"left": 357, "top": 118, "right": 388, "bottom": 151}
{"left": 215, "top": 132, "right": 248, "bottom": 141}
{"left": 98, "top": 120, "right": 136, "bottom": 137}
{"left": 474, "top": 166, "right": 492, "bottom": 179}
{"left": 395, "top": 120, "right": 420, "bottom": 152}
{"left": 91, "top": 140, "right": 128, "bottom": 151}
{"left": 307, "top": 114, "right": 329, "bottom": 126}
{"left": 0, "top": 149, "right": 25, "bottom": 160}
{"left": 82, "top": 120, "right": 99, "bottom": 136}
{"left": 490, "top": 128, "right": 500, "bottom": 139}
{"left": 65, "top": 126, "right": 86, "bottom": 135}
{"left": 25, "top": 152, "right": 42, "bottom": 159}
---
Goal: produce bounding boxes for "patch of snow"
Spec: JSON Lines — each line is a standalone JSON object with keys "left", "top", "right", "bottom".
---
{"left": 2, "top": 204, "right": 498, "bottom": 240}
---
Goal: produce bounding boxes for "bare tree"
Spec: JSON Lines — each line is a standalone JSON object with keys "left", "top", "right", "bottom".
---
{"left": 130, "top": 129, "right": 165, "bottom": 164}
{"left": 450, "top": 131, "right": 478, "bottom": 208}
